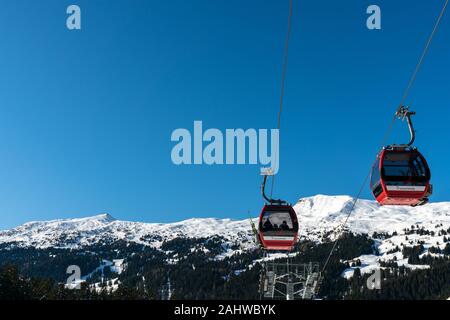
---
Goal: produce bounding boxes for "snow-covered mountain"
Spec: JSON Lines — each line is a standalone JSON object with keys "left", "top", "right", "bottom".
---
{"left": 1, "top": 194, "right": 449, "bottom": 298}
{"left": 1, "top": 195, "right": 449, "bottom": 252}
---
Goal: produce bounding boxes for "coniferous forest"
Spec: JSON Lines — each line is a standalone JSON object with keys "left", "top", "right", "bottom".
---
{"left": 0, "top": 232, "right": 448, "bottom": 300}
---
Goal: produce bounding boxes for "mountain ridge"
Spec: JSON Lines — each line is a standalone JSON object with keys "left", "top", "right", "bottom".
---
{"left": 1, "top": 195, "right": 449, "bottom": 252}
{"left": 1, "top": 194, "right": 449, "bottom": 300}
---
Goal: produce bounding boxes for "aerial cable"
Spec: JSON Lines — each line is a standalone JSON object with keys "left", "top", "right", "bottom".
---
{"left": 269, "top": 0, "right": 294, "bottom": 200}
{"left": 380, "top": 0, "right": 449, "bottom": 146}
{"left": 398, "top": 0, "right": 448, "bottom": 110}
{"left": 320, "top": 0, "right": 448, "bottom": 274}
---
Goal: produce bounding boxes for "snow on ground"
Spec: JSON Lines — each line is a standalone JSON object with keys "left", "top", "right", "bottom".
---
{"left": 2, "top": 194, "right": 448, "bottom": 284}
{"left": 340, "top": 221, "right": 447, "bottom": 279}
{"left": 82, "top": 259, "right": 113, "bottom": 281}
{"left": 65, "top": 279, "right": 85, "bottom": 290}
{"left": 341, "top": 254, "right": 380, "bottom": 279}
{"left": 110, "top": 259, "right": 125, "bottom": 274}
{"left": 65, "top": 259, "right": 125, "bottom": 291}
{"left": 90, "top": 278, "right": 120, "bottom": 293}
{"left": 294, "top": 195, "right": 450, "bottom": 241}
{"left": 82, "top": 259, "right": 126, "bottom": 281}
{"left": 1, "top": 195, "right": 449, "bottom": 262}
{"left": 250, "top": 252, "right": 301, "bottom": 269}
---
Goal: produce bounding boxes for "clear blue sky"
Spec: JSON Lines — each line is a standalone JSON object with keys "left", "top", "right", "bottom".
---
{"left": 0, "top": 1, "right": 449, "bottom": 229}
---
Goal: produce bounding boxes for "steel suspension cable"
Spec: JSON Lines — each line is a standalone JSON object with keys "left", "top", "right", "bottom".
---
{"left": 270, "top": 0, "right": 294, "bottom": 200}
{"left": 398, "top": 0, "right": 449, "bottom": 110}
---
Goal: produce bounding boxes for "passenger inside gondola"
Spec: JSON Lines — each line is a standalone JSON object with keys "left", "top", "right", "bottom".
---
{"left": 261, "top": 211, "right": 294, "bottom": 232}
{"left": 258, "top": 205, "right": 299, "bottom": 250}
{"left": 263, "top": 218, "right": 273, "bottom": 231}
{"left": 280, "top": 221, "right": 289, "bottom": 230}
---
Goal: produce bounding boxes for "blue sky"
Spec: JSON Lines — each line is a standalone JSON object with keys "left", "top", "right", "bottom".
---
{"left": 0, "top": 0, "right": 449, "bottom": 229}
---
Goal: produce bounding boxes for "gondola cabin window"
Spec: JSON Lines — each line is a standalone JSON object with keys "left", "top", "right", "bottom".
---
{"left": 261, "top": 211, "right": 294, "bottom": 231}
{"left": 370, "top": 158, "right": 382, "bottom": 198}
{"left": 382, "top": 152, "right": 429, "bottom": 184}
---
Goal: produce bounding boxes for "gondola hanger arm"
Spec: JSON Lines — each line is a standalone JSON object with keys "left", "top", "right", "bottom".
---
{"left": 261, "top": 169, "right": 286, "bottom": 205}
{"left": 395, "top": 106, "right": 416, "bottom": 147}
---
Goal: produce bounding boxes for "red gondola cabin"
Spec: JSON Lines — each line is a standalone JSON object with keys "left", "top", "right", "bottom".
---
{"left": 370, "top": 147, "right": 432, "bottom": 206}
{"left": 258, "top": 204, "right": 299, "bottom": 251}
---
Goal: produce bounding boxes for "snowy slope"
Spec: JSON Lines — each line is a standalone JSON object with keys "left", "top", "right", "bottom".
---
{"left": 0, "top": 213, "right": 254, "bottom": 250}
{"left": 0, "top": 195, "right": 449, "bottom": 251}
{"left": 340, "top": 218, "right": 449, "bottom": 279}
{"left": 294, "top": 195, "right": 450, "bottom": 241}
